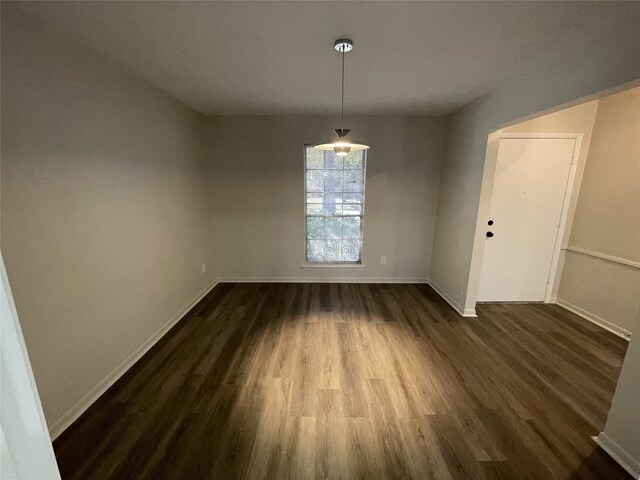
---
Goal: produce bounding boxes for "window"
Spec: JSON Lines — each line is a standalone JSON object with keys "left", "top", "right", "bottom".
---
{"left": 304, "top": 146, "right": 366, "bottom": 263}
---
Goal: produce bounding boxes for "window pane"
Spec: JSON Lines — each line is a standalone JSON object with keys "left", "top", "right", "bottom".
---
{"left": 342, "top": 204, "right": 362, "bottom": 216}
{"left": 307, "top": 240, "right": 325, "bottom": 262}
{"left": 306, "top": 203, "right": 323, "bottom": 215}
{"left": 324, "top": 170, "right": 344, "bottom": 192}
{"left": 343, "top": 217, "right": 361, "bottom": 238}
{"left": 324, "top": 204, "right": 343, "bottom": 215}
{"left": 344, "top": 170, "right": 363, "bottom": 192}
{"left": 324, "top": 153, "right": 343, "bottom": 170}
{"left": 306, "top": 170, "right": 324, "bottom": 192}
{"left": 323, "top": 193, "right": 343, "bottom": 216}
{"left": 344, "top": 152, "right": 363, "bottom": 169}
{"left": 344, "top": 193, "right": 362, "bottom": 204}
{"left": 325, "top": 217, "right": 343, "bottom": 239}
{"left": 307, "top": 217, "right": 324, "bottom": 239}
{"left": 324, "top": 192, "right": 343, "bottom": 205}
{"left": 306, "top": 193, "right": 323, "bottom": 204}
{"left": 342, "top": 239, "right": 360, "bottom": 262}
{"left": 306, "top": 149, "right": 325, "bottom": 169}
{"left": 325, "top": 240, "right": 341, "bottom": 262}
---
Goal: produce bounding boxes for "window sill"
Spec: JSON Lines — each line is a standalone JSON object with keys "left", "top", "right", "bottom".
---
{"left": 301, "top": 263, "right": 366, "bottom": 269}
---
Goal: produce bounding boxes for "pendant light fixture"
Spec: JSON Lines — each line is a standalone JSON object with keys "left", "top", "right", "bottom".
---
{"left": 315, "top": 39, "right": 369, "bottom": 157}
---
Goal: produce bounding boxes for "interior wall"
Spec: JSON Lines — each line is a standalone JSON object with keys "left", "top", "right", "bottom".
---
{"left": 206, "top": 116, "right": 444, "bottom": 281}
{"left": 0, "top": 11, "right": 217, "bottom": 433}
{"left": 597, "top": 320, "right": 640, "bottom": 478}
{"left": 556, "top": 87, "right": 640, "bottom": 335}
{"left": 430, "top": 11, "right": 640, "bottom": 315}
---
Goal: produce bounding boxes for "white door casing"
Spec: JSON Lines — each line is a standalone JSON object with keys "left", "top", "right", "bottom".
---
{"left": 1, "top": 252, "right": 61, "bottom": 479}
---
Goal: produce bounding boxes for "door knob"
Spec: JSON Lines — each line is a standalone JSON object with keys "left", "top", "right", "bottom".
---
{"left": 486, "top": 231, "right": 494, "bottom": 238}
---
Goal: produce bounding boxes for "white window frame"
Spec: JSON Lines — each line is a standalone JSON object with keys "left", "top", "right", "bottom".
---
{"left": 303, "top": 145, "right": 367, "bottom": 266}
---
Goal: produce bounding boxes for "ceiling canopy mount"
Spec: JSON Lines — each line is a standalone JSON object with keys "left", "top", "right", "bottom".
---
{"left": 334, "top": 39, "right": 353, "bottom": 53}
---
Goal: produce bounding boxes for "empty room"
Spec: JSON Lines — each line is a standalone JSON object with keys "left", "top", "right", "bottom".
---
{"left": 2, "top": 2, "right": 640, "bottom": 479}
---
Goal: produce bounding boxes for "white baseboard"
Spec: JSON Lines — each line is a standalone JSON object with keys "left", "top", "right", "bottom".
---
{"left": 593, "top": 433, "right": 640, "bottom": 479}
{"left": 48, "top": 280, "right": 219, "bottom": 440}
{"left": 217, "top": 276, "right": 429, "bottom": 284}
{"left": 554, "top": 297, "right": 631, "bottom": 340}
{"left": 428, "top": 280, "right": 477, "bottom": 317}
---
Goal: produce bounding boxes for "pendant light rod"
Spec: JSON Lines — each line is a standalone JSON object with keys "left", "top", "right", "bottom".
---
{"left": 334, "top": 39, "right": 353, "bottom": 137}
{"left": 341, "top": 48, "right": 345, "bottom": 131}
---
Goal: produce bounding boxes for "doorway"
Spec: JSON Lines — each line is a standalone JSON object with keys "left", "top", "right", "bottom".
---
{"left": 476, "top": 134, "right": 582, "bottom": 302}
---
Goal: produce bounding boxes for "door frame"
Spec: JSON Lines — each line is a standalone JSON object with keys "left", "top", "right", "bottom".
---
{"left": 473, "top": 132, "right": 585, "bottom": 304}
{"left": 1, "top": 252, "right": 61, "bottom": 479}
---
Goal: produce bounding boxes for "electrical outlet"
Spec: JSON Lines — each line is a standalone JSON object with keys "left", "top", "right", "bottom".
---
{"left": 201, "top": 263, "right": 206, "bottom": 274}
{"left": 380, "top": 256, "right": 387, "bottom": 265}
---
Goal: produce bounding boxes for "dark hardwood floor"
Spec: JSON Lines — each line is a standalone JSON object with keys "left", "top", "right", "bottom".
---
{"left": 53, "top": 283, "right": 630, "bottom": 479}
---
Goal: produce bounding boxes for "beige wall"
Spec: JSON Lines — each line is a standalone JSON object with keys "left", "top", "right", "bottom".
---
{"left": 207, "top": 116, "right": 444, "bottom": 281}
{"left": 566, "top": 88, "right": 640, "bottom": 263}
{"left": 556, "top": 88, "right": 640, "bottom": 334}
{"left": 558, "top": 255, "right": 639, "bottom": 334}
{"left": 1, "top": 11, "right": 217, "bottom": 432}
{"left": 430, "top": 9, "right": 640, "bottom": 314}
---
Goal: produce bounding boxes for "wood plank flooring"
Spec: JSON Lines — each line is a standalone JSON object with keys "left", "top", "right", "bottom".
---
{"left": 53, "top": 283, "right": 630, "bottom": 479}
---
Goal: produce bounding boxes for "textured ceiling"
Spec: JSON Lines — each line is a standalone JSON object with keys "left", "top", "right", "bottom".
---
{"left": 4, "top": 1, "right": 639, "bottom": 116}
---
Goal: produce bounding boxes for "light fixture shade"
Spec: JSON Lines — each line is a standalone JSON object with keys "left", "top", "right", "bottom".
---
{"left": 314, "top": 138, "right": 370, "bottom": 152}
{"left": 315, "top": 128, "right": 369, "bottom": 155}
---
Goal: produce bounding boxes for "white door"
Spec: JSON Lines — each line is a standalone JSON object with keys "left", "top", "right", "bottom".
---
{"left": 477, "top": 137, "right": 576, "bottom": 302}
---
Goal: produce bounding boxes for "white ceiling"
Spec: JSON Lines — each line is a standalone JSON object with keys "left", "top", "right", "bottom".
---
{"left": 5, "top": 1, "right": 639, "bottom": 116}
